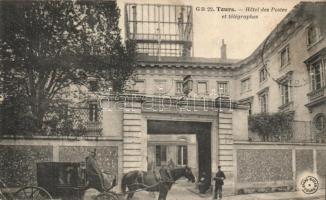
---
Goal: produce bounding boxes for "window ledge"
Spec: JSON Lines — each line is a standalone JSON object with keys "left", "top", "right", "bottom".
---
{"left": 278, "top": 101, "right": 294, "bottom": 112}
{"left": 240, "top": 89, "right": 252, "bottom": 95}
{"left": 280, "top": 62, "right": 291, "bottom": 71}
{"left": 307, "top": 37, "right": 324, "bottom": 50}
{"left": 259, "top": 79, "right": 268, "bottom": 86}
{"left": 307, "top": 86, "right": 326, "bottom": 102}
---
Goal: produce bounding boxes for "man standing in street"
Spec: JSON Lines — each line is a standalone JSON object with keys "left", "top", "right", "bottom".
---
{"left": 85, "top": 148, "right": 104, "bottom": 192}
{"left": 213, "top": 166, "right": 226, "bottom": 200}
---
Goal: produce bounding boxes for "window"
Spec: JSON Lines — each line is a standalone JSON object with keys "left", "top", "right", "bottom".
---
{"left": 134, "top": 80, "right": 145, "bottom": 93}
{"left": 155, "top": 145, "right": 167, "bottom": 166}
{"left": 280, "top": 80, "right": 291, "bottom": 105}
{"left": 177, "top": 145, "right": 188, "bottom": 166}
{"left": 176, "top": 81, "right": 183, "bottom": 95}
{"left": 280, "top": 46, "right": 290, "bottom": 68}
{"left": 310, "top": 60, "right": 325, "bottom": 91}
{"left": 89, "top": 103, "right": 99, "bottom": 122}
{"left": 154, "top": 80, "right": 167, "bottom": 94}
{"left": 258, "top": 90, "right": 268, "bottom": 113}
{"left": 217, "top": 82, "right": 229, "bottom": 96}
{"left": 314, "top": 114, "right": 326, "bottom": 132}
{"left": 89, "top": 80, "right": 99, "bottom": 92}
{"left": 197, "top": 81, "right": 208, "bottom": 95}
{"left": 259, "top": 68, "right": 267, "bottom": 83}
{"left": 241, "top": 78, "right": 251, "bottom": 93}
{"left": 307, "top": 24, "right": 322, "bottom": 46}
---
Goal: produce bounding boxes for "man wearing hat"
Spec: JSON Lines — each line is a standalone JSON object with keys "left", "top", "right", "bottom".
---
{"left": 85, "top": 148, "right": 104, "bottom": 192}
{"left": 213, "top": 165, "right": 226, "bottom": 200}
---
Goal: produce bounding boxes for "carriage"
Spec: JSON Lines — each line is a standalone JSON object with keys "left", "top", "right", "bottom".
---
{"left": 0, "top": 179, "right": 53, "bottom": 200}
{"left": 35, "top": 162, "right": 196, "bottom": 200}
{"left": 35, "top": 161, "right": 119, "bottom": 200}
{"left": 0, "top": 162, "right": 195, "bottom": 200}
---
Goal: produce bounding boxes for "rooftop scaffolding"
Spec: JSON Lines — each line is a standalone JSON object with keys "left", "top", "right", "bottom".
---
{"left": 125, "top": 3, "right": 193, "bottom": 57}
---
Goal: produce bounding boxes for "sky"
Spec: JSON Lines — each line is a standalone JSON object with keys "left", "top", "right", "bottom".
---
{"left": 116, "top": 0, "right": 318, "bottom": 59}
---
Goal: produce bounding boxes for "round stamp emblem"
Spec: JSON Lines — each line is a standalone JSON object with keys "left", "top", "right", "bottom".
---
{"left": 300, "top": 176, "right": 319, "bottom": 194}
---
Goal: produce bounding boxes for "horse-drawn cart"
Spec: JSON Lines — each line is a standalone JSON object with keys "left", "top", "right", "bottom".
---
{"left": 36, "top": 162, "right": 119, "bottom": 200}
{"left": 0, "top": 178, "right": 53, "bottom": 200}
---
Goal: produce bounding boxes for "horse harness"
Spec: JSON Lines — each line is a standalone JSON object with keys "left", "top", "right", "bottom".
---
{"left": 129, "top": 169, "right": 174, "bottom": 190}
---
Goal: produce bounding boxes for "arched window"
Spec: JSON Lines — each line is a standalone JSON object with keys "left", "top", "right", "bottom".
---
{"left": 314, "top": 113, "right": 326, "bottom": 133}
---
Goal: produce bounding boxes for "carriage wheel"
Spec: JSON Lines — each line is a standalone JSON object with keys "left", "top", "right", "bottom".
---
{"left": 95, "top": 191, "right": 119, "bottom": 200}
{"left": 13, "top": 186, "right": 53, "bottom": 200}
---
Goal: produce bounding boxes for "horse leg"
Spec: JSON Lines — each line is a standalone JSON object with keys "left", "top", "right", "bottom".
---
{"left": 127, "top": 192, "right": 134, "bottom": 200}
{"left": 158, "top": 186, "right": 168, "bottom": 200}
{"left": 126, "top": 186, "right": 135, "bottom": 200}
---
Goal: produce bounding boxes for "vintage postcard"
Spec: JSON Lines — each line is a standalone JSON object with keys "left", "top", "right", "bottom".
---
{"left": 0, "top": 0, "right": 325, "bottom": 200}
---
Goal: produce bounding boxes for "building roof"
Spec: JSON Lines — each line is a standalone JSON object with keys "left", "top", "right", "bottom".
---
{"left": 136, "top": 54, "right": 240, "bottom": 69}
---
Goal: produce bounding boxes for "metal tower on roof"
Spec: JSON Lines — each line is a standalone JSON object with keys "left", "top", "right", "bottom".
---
{"left": 125, "top": 3, "right": 193, "bottom": 58}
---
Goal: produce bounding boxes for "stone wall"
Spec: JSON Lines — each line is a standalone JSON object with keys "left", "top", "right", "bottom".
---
{"left": 0, "top": 145, "right": 53, "bottom": 187}
{"left": 296, "top": 150, "right": 314, "bottom": 178}
{"left": 0, "top": 138, "right": 121, "bottom": 188}
{"left": 237, "top": 149, "right": 292, "bottom": 183}
{"left": 234, "top": 143, "right": 326, "bottom": 194}
{"left": 59, "top": 146, "right": 118, "bottom": 181}
{"left": 316, "top": 150, "right": 326, "bottom": 187}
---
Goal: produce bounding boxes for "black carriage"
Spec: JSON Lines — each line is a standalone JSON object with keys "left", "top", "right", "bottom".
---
{"left": 36, "top": 162, "right": 119, "bottom": 200}
{"left": 0, "top": 179, "right": 53, "bottom": 200}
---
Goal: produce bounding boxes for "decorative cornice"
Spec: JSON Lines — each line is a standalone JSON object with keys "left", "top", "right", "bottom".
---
{"left": 276, "top": 70, "right": 294, "bottom": 82}
{"left": 304, "top": 47, "right": 326, "bottom": 64}
{"left": 257, "top": 87, "right": 269, "bottom": 95}
{"left": 239, "top": 96, "right": 254, "bottom": 103}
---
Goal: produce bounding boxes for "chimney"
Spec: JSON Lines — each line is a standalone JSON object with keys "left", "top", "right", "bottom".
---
{"left": 221, "top": 39, "right": 227, "bottom": 60}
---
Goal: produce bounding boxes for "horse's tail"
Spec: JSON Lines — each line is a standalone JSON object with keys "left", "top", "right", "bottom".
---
{"left": 121, "top": 173, "right": 128, "bottom": 193}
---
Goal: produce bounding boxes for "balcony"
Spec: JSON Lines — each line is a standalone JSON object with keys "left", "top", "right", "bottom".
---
{"left": 306, "top": 86, "right": 326, "bottom": 108}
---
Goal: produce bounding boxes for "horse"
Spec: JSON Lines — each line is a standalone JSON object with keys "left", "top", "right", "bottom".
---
{"left": 121, "top": 166, "right": 196, "bottom": 200}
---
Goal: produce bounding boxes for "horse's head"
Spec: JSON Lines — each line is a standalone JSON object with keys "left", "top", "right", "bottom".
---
{"left": 183, "top": 166, "right": 196, "bottom": 183}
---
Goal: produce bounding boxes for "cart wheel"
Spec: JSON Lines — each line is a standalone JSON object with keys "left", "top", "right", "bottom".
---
{"left": 95, "top": 192, "right": 119, "bottom": 200}
{"left": 13, "top": 186, "right": 53, "bottom": 200}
